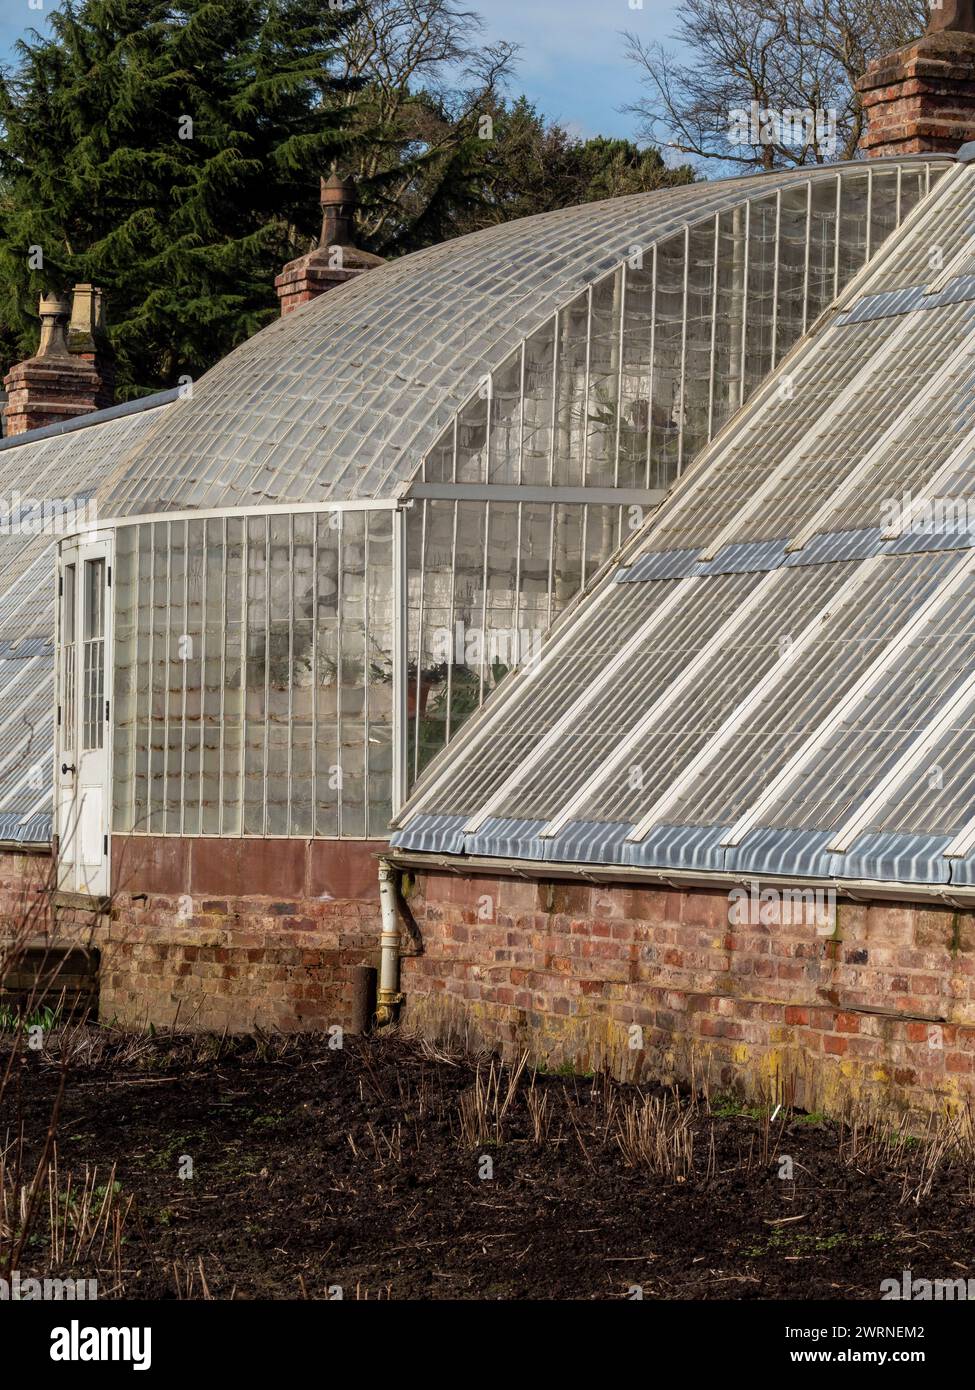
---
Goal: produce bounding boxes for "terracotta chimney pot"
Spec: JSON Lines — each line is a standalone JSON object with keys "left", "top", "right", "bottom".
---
{"left": 275, "top": 173, "right": 384, "bottom": 316}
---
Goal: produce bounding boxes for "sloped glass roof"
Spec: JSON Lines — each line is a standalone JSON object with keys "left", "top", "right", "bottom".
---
{"left": 391, "top": 159, "right": 975, "bottom": 890}
{"left": 0, "top": 397, "right": 174, "bottom": 843}
{"left": 103, "top": 157, "right": 948, "bottom": 517}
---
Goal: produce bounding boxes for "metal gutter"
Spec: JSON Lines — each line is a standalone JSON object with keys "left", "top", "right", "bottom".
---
{"left": 0, "top": 388, "right": 178, "bottom": 453}
{"left": 384, "top": 848, "right": 975, "bottom": 910}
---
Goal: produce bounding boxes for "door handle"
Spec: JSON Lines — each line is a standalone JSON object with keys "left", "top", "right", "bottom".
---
{"left": 61, "top": 763, "right": 76, "bottom": 775}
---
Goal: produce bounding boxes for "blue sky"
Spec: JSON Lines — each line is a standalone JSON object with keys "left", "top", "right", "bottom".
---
{"left": 0, "top": 0, "right": 680, "bottom": 141}
{"left": 476, "top": 0, "right": 678, "bottom": 140}
{"left": 0, "top": 0, "right": 53, "bottom": 70}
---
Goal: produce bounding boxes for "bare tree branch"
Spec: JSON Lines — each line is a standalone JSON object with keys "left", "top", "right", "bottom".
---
{"left": 335, "top": 0, "right": 519, "bottom": 243}
{"left": 622, "top": 0, "right": 928, "bottom": 171}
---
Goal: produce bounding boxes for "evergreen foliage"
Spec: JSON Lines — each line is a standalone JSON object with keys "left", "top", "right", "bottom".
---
{"left": 0, "top": 0, "right": 359, "bottom": 395}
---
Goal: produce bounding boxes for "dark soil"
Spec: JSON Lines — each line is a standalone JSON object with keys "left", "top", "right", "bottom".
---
{"left": 4, "top": 1031, "right": 975, "bottom": 1300}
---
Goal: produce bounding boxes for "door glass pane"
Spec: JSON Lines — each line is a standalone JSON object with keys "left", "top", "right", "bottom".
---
{"left": 62, "top": 563, "right": 76, "bottom": 749}
{"left": 83, "top": 557, "right": 105, "bottom": 751}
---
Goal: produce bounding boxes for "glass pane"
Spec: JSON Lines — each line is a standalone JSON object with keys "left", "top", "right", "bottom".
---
{"left": 618, "top": 260, "right": 654, "bottom": 489}
{"left": 244, "top": 515, "right": 267, "bottom": 835}
{"left": 897, "top": 167, "right": 927, "bottom": 226}
{"left": 455, "top": 390, "right": 489, "bottom": 483}
{"left": 201, "top": 517, "right": 224, "bottom": 834}
{"left": 713, "top": 207, "right": 748, "bottom": 435}
{"left": 487, "top": 351, "right": 523, "bottom": 485}
{"left": 807, "top": 176, "right": 839, "bottom": 323}
{"left": 164, "top": 522, "right": 186, "bottom": 832}
{"left": 521, "top": 320, "right": 556, "bottom": 485}
{"left": 482, "top": 501, "right": 524, "bottom": 698}
{"left": 585, "top": 270, "right": 624, "bottom": 487}
{"left": 133, "top": 524, "right": 152, "bottom": 832}
{"left": 315, "top": 511, "right": 341, "bottom": 836}
{"left": 743, "top": 195, "right": 778, "bottom": 401}
{"left": 422, "top": 421, "right": 455, "bottom": 484}
{"left": 148, "top": 523, "right": 170, "bottom": 833}
{"left": 82, "top": 557, "right": 105, "bottom": 751}
{"left": 338, "top": 510, "right": 366, "bottom": 836}
{"left": 409, "top": 499, "right": 454, "bottom": 778}
{"left": 553, "top": 299, "right": 588, "bottom": 486}
{"left": 776, "top": 183, "right": 810, "bottom": 361}
{"left": 112, "top": 528, "right": 137, "bottom": 831}
{"left": 181, "top": 519, "right": 205, "bottom": 835}
{"left": 648, "top": 234, "right": 683, "bottom": 489}
{"left": 836, "top": 173, "right": 869, "bottom": 292}
{"left": 869, "top": 171, "right": 899, "bottom": 265}
{"left": 266, "top": 515, "right": 291, "bottom": 834}
{"left": 62, "top": 563, "right": 76, "bottom": 751}
{"left": 290, "top": 512, "right": 314, "bottom": 836}
{"left": 365, "top": 510, "right": 394, "bottom": 836}
{"left": 222, "top": 517, "right": 244, "bottom": 834}
{"left": 682, "top": 223, "right": 718, "bottom": 467}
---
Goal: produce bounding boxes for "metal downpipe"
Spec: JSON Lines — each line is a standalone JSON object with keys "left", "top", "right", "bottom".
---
{"left": 376, "top": 859, "right": 403, "bottom": 1025}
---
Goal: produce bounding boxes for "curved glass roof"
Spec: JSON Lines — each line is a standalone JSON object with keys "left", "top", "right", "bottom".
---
{"left": 391, "top": 160, "right": 975, "bottom": 890}
{"left": 104, "top": 157, "right": 950, "bottom": 517}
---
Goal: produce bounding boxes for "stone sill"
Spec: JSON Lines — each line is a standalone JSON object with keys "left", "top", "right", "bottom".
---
{"left": 51, "top": 890, "right": 111, "bottom": 915}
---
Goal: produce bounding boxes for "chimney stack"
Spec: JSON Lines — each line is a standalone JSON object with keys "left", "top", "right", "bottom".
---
{"left": 2, "top": 285, "right": 115, "bottom": 437}
{"left": 859, "top": 6, "right": 975, "bottom": 157}
{"left": 67, "top": 283, "right": 115, "bottom": 408}
{"left": 275, "top": 173, "right": 383, "bottom": 316}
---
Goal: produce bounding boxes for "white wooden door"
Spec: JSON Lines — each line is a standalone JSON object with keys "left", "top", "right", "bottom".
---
{"left": 56, "top": 534, "right": 113, "bottom": 896}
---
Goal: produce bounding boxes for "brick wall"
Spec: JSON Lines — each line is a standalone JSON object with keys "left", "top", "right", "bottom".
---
{"left": 400, "top": 869, "right": 975, "bottom": 1115}
{"left": 9, "top": 841, "right": 975, "bottom": 1113}
{"left": 858, "top": 31, "right": 975, "bottom": 157}
{"left": 98, "top": 890, "right": 378, "bottom": 1032}
{"left": 98, "top": 837, "right": 386, "bottom": 1031}
{"left": 1, "top": 841, "right": 385, "bottom": 1033}
{"left": 0, "top": 848, "right": 101, "bottom": 1018}
{"left": 0, "top": 848, "right": 53, "bottom": 935}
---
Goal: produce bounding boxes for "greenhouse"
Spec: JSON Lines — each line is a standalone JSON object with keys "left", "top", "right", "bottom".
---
{"left": 0, "top": 152, "right": 944, "bottom": 906}
{"left": 12, "top": 153, "right": 940, "bottom": 899}
{"left": 0, "top": 3, "right": 970, "bottom": 1109}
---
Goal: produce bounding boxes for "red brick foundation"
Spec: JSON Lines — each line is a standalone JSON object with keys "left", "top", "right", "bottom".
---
{"left": 0, "top": 840, "right": 386, "bottom": 1033}
{"left": 100, "top": 837, "right": 386, "bottom": 1031}
{"left": 399, "top": 869, "right": 975, "bottom": 1115}
{"left": 0, "top": 847, "right": 55, "bottom": 936}
{"left": 8, "top": 842, "right": 975, "bottom": 1112}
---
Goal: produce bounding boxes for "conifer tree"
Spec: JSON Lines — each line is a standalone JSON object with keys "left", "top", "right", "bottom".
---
{"left": 0, "top": 0, "right": 360, "bottom": 395}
